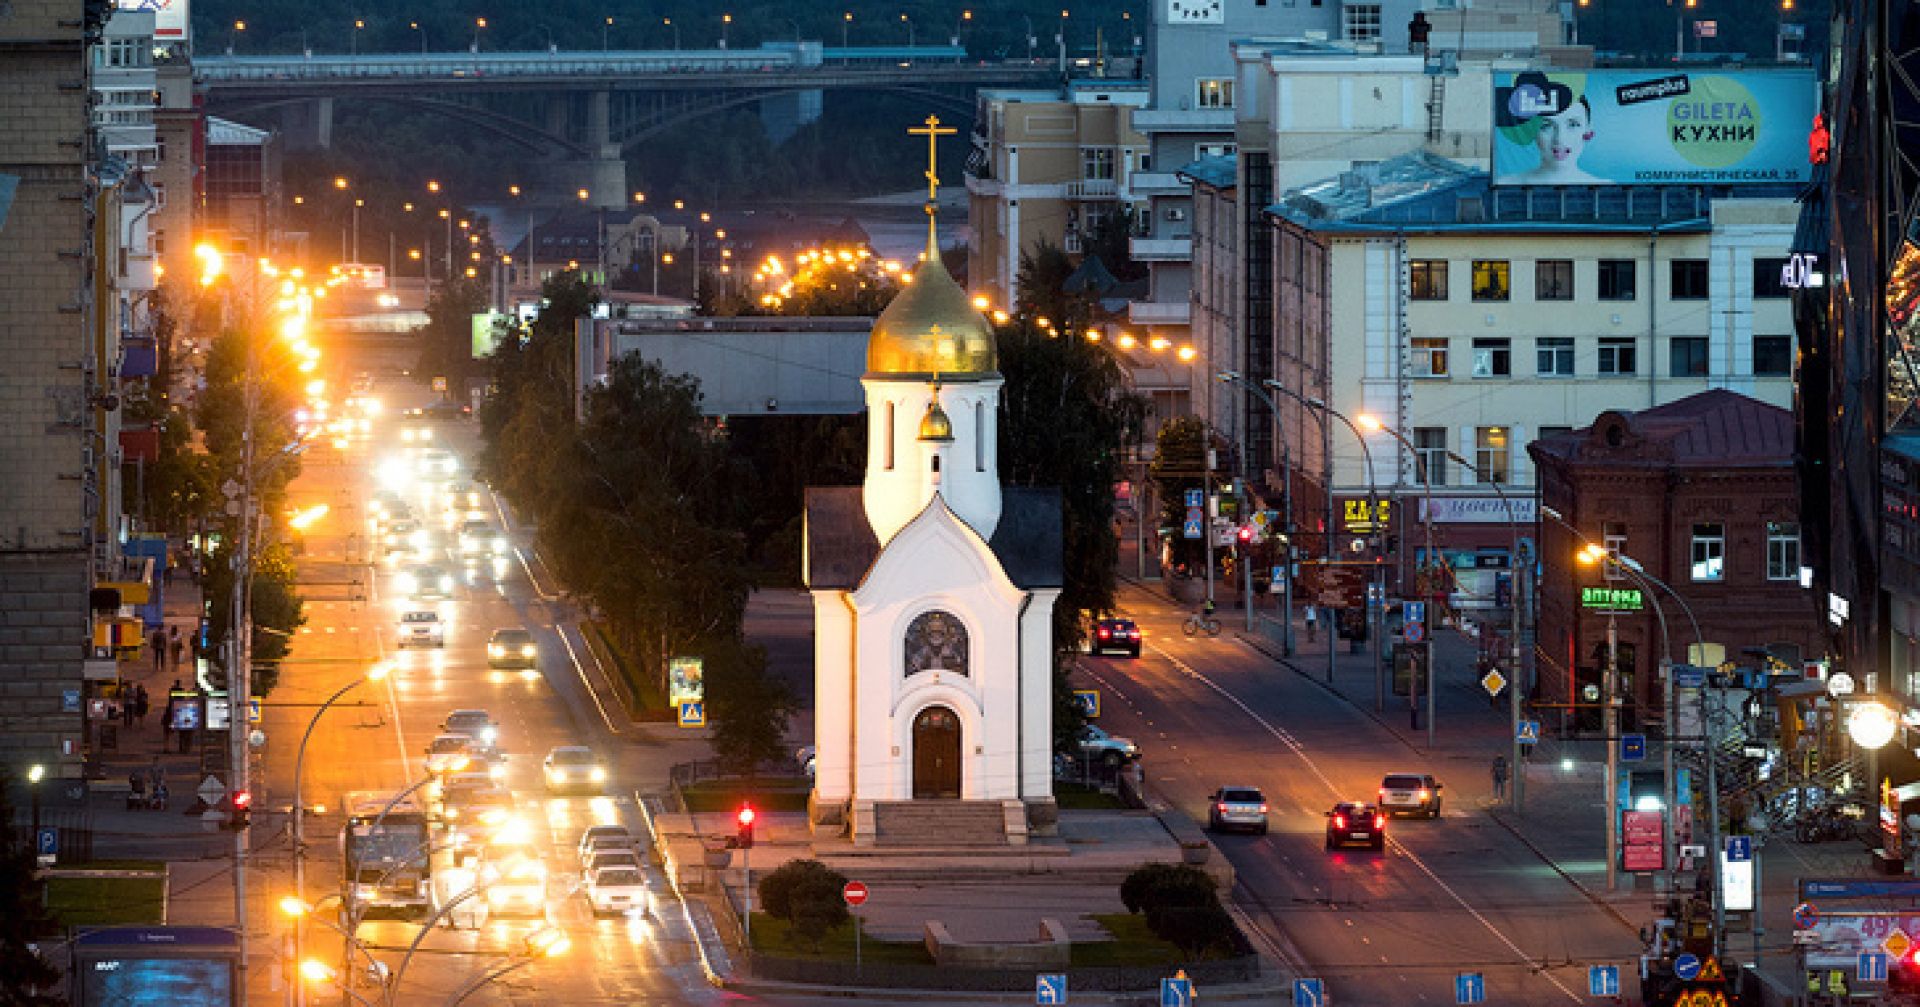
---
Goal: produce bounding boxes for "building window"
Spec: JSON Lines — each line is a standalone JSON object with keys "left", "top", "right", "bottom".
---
{"left": 1753, "top": 257, "right": 1791, "bottom": 298}
{"left": 1342, "top": 2, "right": 1382, "bottom": 43}
{"left": 1410, "top": 259, "right": 1448, "bottom": 300}
{"left": 1671, "top": 258, "right": 1709, "bottom": 300}
{"left": 974, "top": 401, "right": 985, "bottom": 471}
{"left": 1536, "top": 337, "right": 1574, "bottom": 377}
{"left": 1690, "top": 523, "right": 1726, "bottom": 582}
{"left": 1411, "top": 337, "right": 1449, "bottom": 377}
{"left": 884, "top": 401, "right": 895, "bottom": 470}
{"left": 1195, "top": 142, "right": 1237, "bottom": 160}
{"left": 904, "top": 610, "right": 970, "bottom": 677}
{"left": 1535, "top": 259, "right": 1574, "bottom": 300}
{"left": 1598, "top": 259, "right": 1637, "bottom": 301}
{"left": 1767, "top": 522, "right": 1801, "bottom": 581}
{"left": 1598, "top": 337, "right": 1637, "bottom": 376}
{"left": 1471, "top": 338, "right": 1511, "bottom": 378}
{"left": 1754, "top": 335, "right": 1793, "bottom": 377}
{"left": 1080, "top": 147, "right": 1116, "bottom": 180}
{"left": 1670, "top": 336, "right": 1709, "bottom": 377}
{"left": 1195, "top": 78, "right": 1235, "bottom": 109}
{"left": 1414, "top": 427, "right": 1449, "bottom": 487}
{"left": 1603, "top": 521, "right": 1628, "bottom": 581}
{"left": 1472, "top": 260, "right": 1510, "bottom": 301}
{"left": 1475, "top": 427, "right": 1510, "bottom": 484}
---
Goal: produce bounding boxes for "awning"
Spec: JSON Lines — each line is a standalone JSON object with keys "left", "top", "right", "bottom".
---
{"left": 97, "top": 579, "right": 150, "bottom": 605}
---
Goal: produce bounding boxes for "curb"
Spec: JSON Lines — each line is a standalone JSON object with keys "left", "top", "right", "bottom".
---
{"left": 719, "top": 976, "right": 1293, "bottom": 1003}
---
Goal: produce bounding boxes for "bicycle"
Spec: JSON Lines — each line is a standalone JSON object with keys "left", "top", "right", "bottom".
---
{"left": 1182, "top": 612, "right": 1223, "bottom": 638}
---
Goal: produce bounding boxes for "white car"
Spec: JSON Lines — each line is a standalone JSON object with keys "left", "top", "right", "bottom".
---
{"left": 480, "top": 854, "right": 547, "bottom": 916}
{"left": 403, "top": 565, "right": 454, "bottom": 601}
{"left": 398, "top": 610, "right": 445, "bottom": 648}
{"left": 578, "top": 825, "right": 637, "bottom": 863}
{"left": 424, "top": 734, "right": 474, "bottom": 776}
{"left": 585, "top": 864, "right": 653, "bottom": 918}
{"left": 442, "top": 709, "right": 500, "bottom": 758}
{"left": 581, "top": 847, "right": 643, "bottom": 876}
{"left": 543, "top": 746, "right": 608, "bottom": 793}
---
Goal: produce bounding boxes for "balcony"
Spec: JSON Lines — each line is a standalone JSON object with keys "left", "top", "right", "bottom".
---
{"left": 1066, "top": 178, "right": 1119, "bottom": 200}
{"left": 1129, "top": 237, "right": 1193, "bottom": 262}
{"left": 1128, "top": 300, "right": 1190, "bottom": 326}
{"left": 1130, "top": 108, "right": 1234, "bottom": 133}
{"left": 1128, "top": 171, "right": 1189, "bottom": 196}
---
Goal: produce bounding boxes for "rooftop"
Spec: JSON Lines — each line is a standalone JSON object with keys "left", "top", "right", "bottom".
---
{"left": 1529, "top": 390, "right": 1794, "bottom": 470}
{"left": 1177, "top": 154, "right": 1237, "bottom": 191}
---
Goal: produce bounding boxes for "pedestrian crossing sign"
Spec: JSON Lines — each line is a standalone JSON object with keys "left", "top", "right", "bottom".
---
{"left": 678, "top": 701, "right": 705, "bottom": 728}
{"left": 1516, "top": 720, "right": 1540, "bottom": 744}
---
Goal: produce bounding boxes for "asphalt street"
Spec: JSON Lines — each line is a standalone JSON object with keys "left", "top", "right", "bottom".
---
{"left": 1072, "top": 587, "right": 1646, "bottom": 1006}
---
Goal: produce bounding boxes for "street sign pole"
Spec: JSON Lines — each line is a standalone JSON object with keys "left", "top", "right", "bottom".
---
{"left": 1605, "top": 610, "right": 1619, "bottom": 892}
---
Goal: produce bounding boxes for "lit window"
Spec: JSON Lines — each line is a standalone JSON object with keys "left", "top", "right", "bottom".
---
{"left": 1767, "top": 522, "right": 1800, "bottom": 581}
{"left": 1474, "top": 427, "right": 1509, "bottom": 484}
{"left": 1690, "top": 523, "right": 1725, "bottom": 582}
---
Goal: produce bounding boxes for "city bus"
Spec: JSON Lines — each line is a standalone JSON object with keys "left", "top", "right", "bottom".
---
{"left": 341, "top": 792, "right": 432, "bottom": 919}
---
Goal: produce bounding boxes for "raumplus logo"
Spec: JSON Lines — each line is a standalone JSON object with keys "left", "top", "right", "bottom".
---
{"left": 1666, "top": 76, "right": 1761, "bottom": 168}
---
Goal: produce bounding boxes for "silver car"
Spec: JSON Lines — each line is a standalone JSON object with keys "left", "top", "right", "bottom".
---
{"left": 1207, "top": 786, "right": 1269, "bottom": 834}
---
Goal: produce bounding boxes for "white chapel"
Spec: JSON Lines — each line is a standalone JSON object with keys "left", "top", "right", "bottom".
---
{"left": 803, "top": 153, "right": 1062, "bottom": 845}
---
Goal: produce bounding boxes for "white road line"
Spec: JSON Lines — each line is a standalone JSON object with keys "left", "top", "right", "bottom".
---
{"left": 366, "top": 562, "right": 411, "bottom": 773}
{"left": 1144, "top": 640, "right": 1582, "bottom": 1003}
{"left": 555, "top": 623, "right": 621, "bottom": 737}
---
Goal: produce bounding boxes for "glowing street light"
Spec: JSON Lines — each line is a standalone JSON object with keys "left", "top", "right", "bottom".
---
{"left": 1850, "top": 701, "right": 1899, "bottom": 750}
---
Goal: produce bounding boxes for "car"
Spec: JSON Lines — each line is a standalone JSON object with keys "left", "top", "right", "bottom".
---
{"left": 543, "top": 746, "right": 608, "bottom": 793}
{"left": 1075, "top": 725, "right": 1141, "bottom": 767}
{"left": 442, "top": 709, "right": 500, "bottom": 757}
{"left": 487, "top": 628, "right": 537, "bottom": 670}
{"left": 479, "top": 853, "right": 547, "bottom": 916}
{"left": 577, "top": 825, "right": 637, "bottom": 863}
{"left": 405, "top": 564, "right": 454, "bottom": 600}
{"left": 416, "top": 449, "right": 458, "bottom": 479}
{"left": 1378, "top": 773, "right": 1444, "bottom": 819}
{"left": 1325, "top": 802, "right": 1386, "bottom": 851}
{"left": 419, "top": 400, "right": 471, "bottom": 421}
{"left": 438, "top": 780, "right": 514, "bottom": 834}
{"left": 1207, "top": 786, "right": 1270, "bottom": 834}
{"left": 1091, "top": 617, "right": 1142, "bottom": 657}
{"left": 458, "top": 520, "right": 503, "bottom": 557}
{"left": 424, "top": 734, "right": 474, "bottom": 776}
{"left": 581, "top": 847, "right": 643, "bottom": 875}
{"left": 398, "top": 610, "right": 445, "bottom": 648}
{"left": 585, "top": 864, "right": 654, "bottom": 918}
{"left": 400, "top": 422, "right": 435, "bottom": 444}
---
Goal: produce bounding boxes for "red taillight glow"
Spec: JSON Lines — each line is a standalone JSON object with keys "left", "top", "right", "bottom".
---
{"left": 1259, "top": 804, "right": 1269, "bottom": 813}
{"left": 1374, "top": 814, "right": 1386, "bottom": 829}
{"left": 1098, "top": 628, "right": 1110, "bottom": 638}
{"left": 1217, "top": 803, "right": 1229, "bottom": 812}
{"left": 1129, "top": 630, "right": 1141, "bottom": 639}
{"left": 1377, "top": 788, "right": 1387, "bottom": 799}
{"left": 1333, "top": 814, "right": 1347, "bottom": 830}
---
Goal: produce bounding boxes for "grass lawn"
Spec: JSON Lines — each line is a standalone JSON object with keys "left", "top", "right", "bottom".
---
{"left": 1054, "top": 782, "right": 1129, "bottom": 810}
{"left": 681, "top": 781, "right": 811, "bottom": 814}
{"left": 585, "top": 621, "right": 672, "bottom": 720}
{"left": 1071, "top": 913, "right": 1208, "bottom": 968}
{"left": 46, "top": 865, "right": 167, "bottom": 928}
{"left": 747, "top": 912, "right": 933, "bottom": 964}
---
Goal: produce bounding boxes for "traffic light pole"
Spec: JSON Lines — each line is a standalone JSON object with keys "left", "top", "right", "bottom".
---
{"left": 742, "top": 840, "right": 753, "bottom": 948}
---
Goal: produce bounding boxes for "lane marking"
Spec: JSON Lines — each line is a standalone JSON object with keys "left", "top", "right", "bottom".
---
{"left": 1144, "top": 640, "right": 1582, "bottom": 1003}
{"left": 555, "top": 623, "right": 621, "bottom": 737}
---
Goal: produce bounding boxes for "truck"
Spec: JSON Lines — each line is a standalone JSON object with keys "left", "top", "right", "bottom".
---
{"left": 341, "top": 792, "right": 433, "bottom": 920}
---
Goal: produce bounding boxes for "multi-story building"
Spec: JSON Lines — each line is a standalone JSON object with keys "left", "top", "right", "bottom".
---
{"left": 200, "top": 117, "right": 280, "bottom": 257}
{"left": 1254, "top": 154, "right": 1800, "bottom": 610}
{"left": 964, "top": 80, "right": 1149, "bottom": 312}
{"left": 150, "top": 27, "right": 199, "bottom": 283}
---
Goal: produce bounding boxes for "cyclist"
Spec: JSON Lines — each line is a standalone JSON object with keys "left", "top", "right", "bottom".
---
{"left": 1201, "top": 598, "right": 1216, "bottom": 619}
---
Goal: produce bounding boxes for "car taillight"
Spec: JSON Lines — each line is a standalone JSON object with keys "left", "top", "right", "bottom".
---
{"left": 1258, "top": 804, "right": 1269, "bottom": 813}
{"left": 1217, "top": 803, "right": 1229, "bottom": 812}
{"left": 1098, "top": 628, "right": 1110, "bottom": 638}
{"left": 1416, "top": 789, "right": 1431, "bottom": 801}
{"left": 1378, "top": 788, "right": 1387, "bottom": 799}
{"left": 1129, "top": 630, "right": 1141, "bottom": 639}
{"left": 1333, "top": 814, "right": 1346, "bottom": 830}
{"left": 1374, "top": 814, "right": 1386, "bottom": 829}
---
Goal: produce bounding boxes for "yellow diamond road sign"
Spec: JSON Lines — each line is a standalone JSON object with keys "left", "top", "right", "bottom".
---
{"left": 1481, "top": 669, "right": 1508, "bottom": 697}
{"left": 1885, "top": 928, "right": 1912, "bottom": 960}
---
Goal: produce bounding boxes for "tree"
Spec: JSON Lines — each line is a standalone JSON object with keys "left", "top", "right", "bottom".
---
{"left": 703, "top": 638, "right": 796, "bottom": 778}
{"left": 0, "top": 772, "right": 60, "bottom": 1004}
{"left": 1083, "top": 205, "right": 1147, "bottom": 283}
{"left": 756, "top": 859, "right": 850, "bottom": 953}
{"left": 202, "top": 541, "right": 306, "bottom": 696}
{"left": 414, "top": 275, "right": 488, "bottom": 396}
{"left": 1150, "top": 416, "right": 1212, "bottom": 573}
{"left": 1118, "top": 862, "right": 1237, "bottom": 958}
{"left": 1014, "top": 239, "right": 1097, "bottom": 334}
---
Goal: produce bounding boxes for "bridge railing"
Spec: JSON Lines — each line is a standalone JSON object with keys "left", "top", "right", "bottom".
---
{"left": 195, "top": 44, "right": 970, "bottom": 82}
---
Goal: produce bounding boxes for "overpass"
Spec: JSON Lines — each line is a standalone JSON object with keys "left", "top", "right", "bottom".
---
{"left": 199, "top": 42, "right": 1062, "bottom": 196}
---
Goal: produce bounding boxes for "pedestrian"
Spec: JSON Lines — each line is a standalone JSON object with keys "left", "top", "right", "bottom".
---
{"left": 168, "top": 626, "right": 183, "bottom": 670}
{"left": 134, "top": 683, "right": 150, "bottom": 726}
{"left": 150, "top": 628, "right": 165, "bottom": 672}
{"left": 1491, "top": 754, "right": 1510, "bottom": 802}
{"left": 1304, "top": 605, "right": 1319, "bottom": 643}
{"left": 121, "top": 691, "right": 134, "bottom": 727}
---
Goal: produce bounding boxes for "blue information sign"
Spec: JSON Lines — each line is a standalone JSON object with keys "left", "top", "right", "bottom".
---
{"left": 1726, "top": 836, "right": 1753, "bottom": 863}
{"left": 1160, "top": 977, "right": 1194, "bottom": 1007}
{"left": 1292, "top": 978, "right": 1324, "bottom": 1007}
{"left": 36, "top": 828, "right": 57, "bottom": 858}
{"left": 1455, "top": 972, "right": 1485, "bottom": 1004}
{"left": 1036, "top": 974, "right": 1068, "bottom": 1004}
{"left": 1673, "top": 953, "right": 1701, "bottom": 981}
{"left": 1185, "top": 489, "right": 1204, "bottom": 509}
{"left": 1621, "top": 733, "right": 1646, "bottom": 762}
{"left": 1517, "top": 720, "right": 1540, "bottom": 744}
{"left": 1587, "top": 965, "right": 1620, "bottom": 997}
{"left": 1861, "top": 951, "right": 1890, "bottom": 983}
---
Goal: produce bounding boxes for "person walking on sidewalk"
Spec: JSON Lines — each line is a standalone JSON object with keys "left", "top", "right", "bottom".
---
{"left": 168, "top": 626, "right": 183, "bottom": 671}
{"left": 1304, "top": 605, "right": 1319, "bottom": 643}
{"left": 1491, "top": 754, "right": 1510, "bottom": 802}
{"left": 150, "top": 628, "right": 165, "bottom": 672}
{"left": 134, "top": 683, "right": 150, "bottom": 726}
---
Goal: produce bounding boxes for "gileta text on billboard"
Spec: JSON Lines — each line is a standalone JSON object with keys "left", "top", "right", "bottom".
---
{"left": 1492, "top": 69, "right": 1817, "bottom": 187}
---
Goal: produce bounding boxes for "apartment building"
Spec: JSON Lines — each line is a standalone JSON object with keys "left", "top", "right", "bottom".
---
{"left": 964, "top": 81, "right": 1149, "bottom": 312}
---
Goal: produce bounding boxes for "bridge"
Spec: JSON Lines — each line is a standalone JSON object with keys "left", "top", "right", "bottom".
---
{"left": 199, "top": 42, "right": 1061, "bottom": 207}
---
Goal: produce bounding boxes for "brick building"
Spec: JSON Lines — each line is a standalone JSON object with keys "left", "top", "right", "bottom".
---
{"left": 1529, "top": 390, "right": 1820, "bottom": 732}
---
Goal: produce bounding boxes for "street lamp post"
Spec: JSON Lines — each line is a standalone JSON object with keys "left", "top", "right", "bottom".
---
{"left": 901, "top": 13, "right": 915, "bottom": 46}
{"left": 1435, "top": 447, "right": 1527, "bottom": 809}
{"left": 663, "top": 17, "right": 680, "bottom": 49}
{"left": 1218, "top": 372, "right": 1293, "bottom": 653}
{"left": 291, "top": 665, "right": 389, "bottom": 1006}
{"left": 603, "top": 16, "right": 613, "bottom": 51}
{"left": 27, "top": 765, "right": 44, "bottom": 845}
{"left": 409, "top": 21, "right": 427, "bottom": 54}
{"left": 1259, "top": 380, "right": 1345, "bottom": 692}
{"left": 842, "top": 12, "right": 853, "bottom": 47}
{"left": 1356, "top": 416, "right": 1435, "bottom": 746}
{"left": 721, "top": 12, "right": 733, "bottom": 50}
{"left": 471, "top": 17, "right": 486, "bottom": 54}
{"left": 351, "top": 18, "right": 364, "bottom": 57}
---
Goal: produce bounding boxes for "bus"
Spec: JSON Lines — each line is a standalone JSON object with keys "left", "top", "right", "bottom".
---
{"left": 341, "top": 792, "right": 432, "bottom": 919}
{"left": 339, "top": 263, "right": 388, "bottom": 289}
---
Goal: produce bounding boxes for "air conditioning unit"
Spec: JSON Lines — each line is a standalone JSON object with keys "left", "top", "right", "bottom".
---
{"left": 1165, "top": 207, "right": 1188, "bottom": 222}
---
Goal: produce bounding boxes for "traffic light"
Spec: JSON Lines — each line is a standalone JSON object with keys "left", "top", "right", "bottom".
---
{"left": 229, "top": 789, "right": 253, "bottom": 830}
{"left": 736, "top": 805, "right": 755, "bottom": 849}
{"left": 1236, "top": 525, "right": 1254, "bottom": 545}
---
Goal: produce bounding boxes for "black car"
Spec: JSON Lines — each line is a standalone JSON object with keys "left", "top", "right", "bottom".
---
{"left": 1092, "top": 617, "right": 1142, "bottom": 658}
{"left": 1325, "top": 802, "right": 1386, "bottom": 851}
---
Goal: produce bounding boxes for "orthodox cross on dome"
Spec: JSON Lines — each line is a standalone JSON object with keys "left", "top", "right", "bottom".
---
{"left": 908, "top": 114, "right": 957, "bottom": 257}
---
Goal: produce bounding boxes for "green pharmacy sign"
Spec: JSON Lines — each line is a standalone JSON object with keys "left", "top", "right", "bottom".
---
{"left": 1581, "top": 586, "right": 1645, "bottom": 611}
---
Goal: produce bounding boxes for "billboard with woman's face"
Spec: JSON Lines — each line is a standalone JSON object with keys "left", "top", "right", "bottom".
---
{"left": 1492, "top": 69, "right": 1819, "bottom": 187}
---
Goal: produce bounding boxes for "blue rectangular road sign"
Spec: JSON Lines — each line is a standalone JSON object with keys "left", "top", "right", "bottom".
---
{"left": 36, "top": 828, "right": 57, "bottom": 858}
{"left": 1036, "top": 973, "right": 1068, "bottom": 1004}
{"left": 1621, "top": 733, "right": 1646, "bottom": 762}
{"left": 1455, "top": 972, "right": 1485, "bottom": 1004}
{"left": 1861, "top": 951, "right": 1890, "bottom": 983}
{"left": 1292, "top": 978, "right": 1324, "bottom": 1007}
{"left": 1517, "top": 720, "right": 1540, "bottom": 744}
{"left": 1160, "top": 977, "right": 1193, "bottom": 1007}
{"left": 1726, "top": 835, "right": 1753, "bottom": 863}
{"left": 1183, "top": 517, "right": 1204, "bottom": 540}
{"left": 1185, "top": 489, "right": 1204, "bottom": 509}
{"left": 1072, "top": 690, "right": 1100, "bottom": 718}
{"left": 1588, "top": 965, "right": 1620, "bottom": 996}
{"left": 1405, "top": 601, "right": 1425, "bottom": 624}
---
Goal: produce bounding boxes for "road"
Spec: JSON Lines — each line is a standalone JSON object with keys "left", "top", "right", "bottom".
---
{"left": 1073, "top": 588, "right": 1645, "bottom": 1006}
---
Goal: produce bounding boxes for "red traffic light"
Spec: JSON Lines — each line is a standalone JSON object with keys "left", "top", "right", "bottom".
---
{"left": 231, "top": 790, "right": 253, "bottom": 810}
{"left": 1236, "top": 526, "right": 1254, "bottom": 543}
{"left": 737, "top": 806, "right": 756, "bottom": 827}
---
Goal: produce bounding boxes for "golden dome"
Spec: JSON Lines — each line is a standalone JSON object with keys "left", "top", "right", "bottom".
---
{"left": 917, "top": 394, "right": 954, "bottom": 442}
{"left": 866, "top": 252, "right": 998, "bottom": 378}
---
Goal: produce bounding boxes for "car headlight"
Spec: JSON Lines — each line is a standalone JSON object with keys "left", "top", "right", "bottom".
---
{"left": 421, "top": 428, "right": 434, "bottom": 441}
{"left": 397, "top": 574, "right": 418, "bottom": 592}
{"left": 488, "top": 763, "right": 507, "bottom": 781}
{"left": 488, "top": 644, "right": 504, "bottom": 657}
{"left": 439, "top": 575, "right": 453, "bottom": 591}
{"left": 590, "top": 767, "right": 608, "bottom": 783}
{"left": 481, "top": 727, "right": 497, "bottom": 742}
{"left": 520, "top": 645, "right": 535, "bottom": 658}
{"left": 550, "top": 769, "right": 568, "bottom": 781}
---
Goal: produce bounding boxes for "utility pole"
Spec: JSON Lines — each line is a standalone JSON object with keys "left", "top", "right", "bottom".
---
{"left": 1204, "top": 446, "right": 1216, "bottom": 608}
{"left": 1605, "top": 611, "right": 1620, "bottom": 892}
{"left": 229, "top": 313, "right": 258, "bottom": 983}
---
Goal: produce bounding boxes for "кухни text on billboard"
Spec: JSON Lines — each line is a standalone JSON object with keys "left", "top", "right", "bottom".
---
{"left": 1492, "top": 69, "right": 1817, "bottom": 188}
